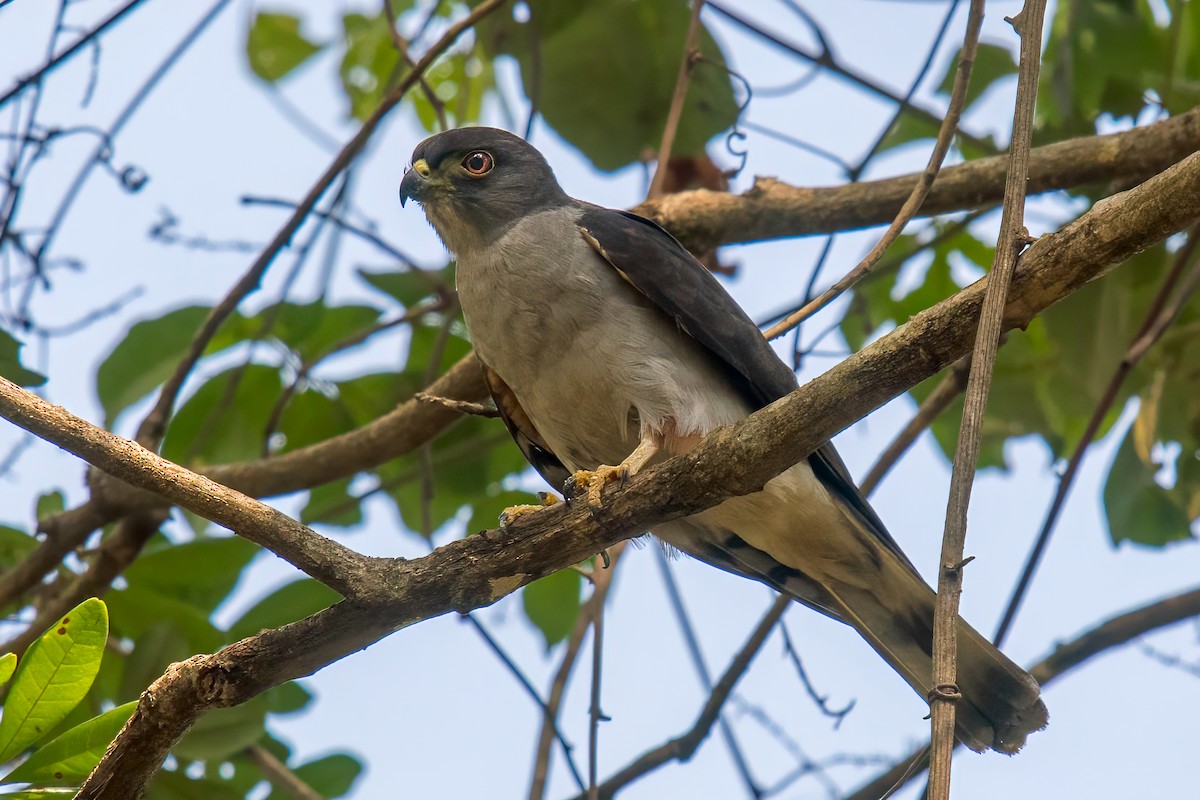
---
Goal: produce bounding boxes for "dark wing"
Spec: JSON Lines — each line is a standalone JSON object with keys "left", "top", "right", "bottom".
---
{"left": 478, "top": 357, "right": 571, "bottom": 490}
{"left": 577, "top": 207, "right": 916, "bottom": 572}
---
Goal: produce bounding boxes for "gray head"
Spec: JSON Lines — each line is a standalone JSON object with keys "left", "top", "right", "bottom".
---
{"left": 399, "top": 127, "right": 572, "bottom": 254}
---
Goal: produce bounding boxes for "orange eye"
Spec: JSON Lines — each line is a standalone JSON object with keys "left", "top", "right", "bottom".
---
{"left": 461, "top": 150, "right": 494, "bottom": 176}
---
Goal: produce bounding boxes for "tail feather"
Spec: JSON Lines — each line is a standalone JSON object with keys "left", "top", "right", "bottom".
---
{"left": 823, "top": 567, "right": 1048, "bottom": 754}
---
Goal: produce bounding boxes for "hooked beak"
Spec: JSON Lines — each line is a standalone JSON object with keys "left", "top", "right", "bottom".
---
{"left": 399, "top": 158, "right": 432, "bottom": 207}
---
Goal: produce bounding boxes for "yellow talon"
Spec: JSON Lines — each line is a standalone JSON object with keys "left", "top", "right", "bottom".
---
{"left": 572, "top": 465, "right": 626, "bottom": 508}
{"left": 499, "top": 493, "right": 560, "bottom": 527}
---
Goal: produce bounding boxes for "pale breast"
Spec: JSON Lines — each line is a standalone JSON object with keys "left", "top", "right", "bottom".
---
{"left": 456, "top": 207, "right": 749, "bottom": 471}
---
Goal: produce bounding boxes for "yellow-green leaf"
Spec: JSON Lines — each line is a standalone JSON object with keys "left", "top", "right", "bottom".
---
{"left": 0, "top": 599, "right": 109, "bottom": 763}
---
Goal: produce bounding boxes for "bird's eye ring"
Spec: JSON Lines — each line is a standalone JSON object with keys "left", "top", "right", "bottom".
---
{"left": 461, "top": 150, "right": 494, "bottom": 176}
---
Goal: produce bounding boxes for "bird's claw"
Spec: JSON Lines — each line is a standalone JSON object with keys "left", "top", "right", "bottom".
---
{"left": 570, "top": 465, "right": 626, "bottom": 509}
{"left": 499, "top": 492, "right": 560, "bottom": 528}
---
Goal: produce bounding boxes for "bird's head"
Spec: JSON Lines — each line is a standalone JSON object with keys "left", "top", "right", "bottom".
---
{"left": 400, "top": 127, "right": 571, "bottom": 254}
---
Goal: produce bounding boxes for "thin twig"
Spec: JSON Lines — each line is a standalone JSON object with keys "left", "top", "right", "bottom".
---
{"left": 245, "top": 744, "right": 323, "bottom": 800}
{"left": 463, "top": 614, "right": 587, "bottom": 793}
{"left": 994, "top": 226, "right": 1200, "bottom": 646}
{"left": 32, "top": 0, "right": 235, "bottom": 277}
{"left": 414, "top": 391, "right": 499, "bottom": 418}
{"left": 851, "top": 0, "right": 964, "bottom": 179}
{"left": 859, "top": 356, "right": 971, "bottom": 497}
{"left": 383, "top": 0, "right": 448, "bottom": 131}
{"left": 764, "top": 0, "right": 985, "bottom": 340}
{"left": 777, "top": 622, "right": 855, "bottom": 726}
{"left": 0, "top": 0, "right": 149, "bottom": 111}
{"left": 587, "top": 573, "right": 606, "bottom": 800}
{"left": 648, "top": 1, "right": 705, "bottom": 199}
{"left": 928, "top": 4, "right": 1046, "bottom": 796}
{"left": 706, "top": 2, "right": 993, "bottom": 154}
{"left": 653, "top": 549, "right": 760, "bottom": 796}
{"left": 528, "top": 544, "right": 625, "bottom": 800}
{"left": 240, "top": 195, "right": 426, "bottom": 269}
{"left": 575, "top": 596, "right": 789, "bottom": 800}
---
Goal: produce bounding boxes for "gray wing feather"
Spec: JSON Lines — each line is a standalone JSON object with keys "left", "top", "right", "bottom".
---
{"left": 577, "top": 207, "right": 916, "bottom": 573}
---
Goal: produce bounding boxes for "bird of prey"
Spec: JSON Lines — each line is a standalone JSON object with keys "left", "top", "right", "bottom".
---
{"left": 400, "top": 127, "right": 1048, "bottom": 754}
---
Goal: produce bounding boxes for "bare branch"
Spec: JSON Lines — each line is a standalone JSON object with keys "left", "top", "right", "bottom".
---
{"left": 527, "top": 544, "right": 625, "bottom": 800}
{"left": 636, "top": 106, "right": 1200, "bottom": 255}
{"left": 928, "top": 3, "right": 1047, "bottom": 794}
{"left": 578, "top": 596, "right": 789, "bottom": 800}
{"left": 0, "top": 379, "right": 372, "bottom": 597}
{"left": 0, "top": 0, "right": 149, "bottom": 111}
{"left": 648, "top": 1, "right": 705, "bottom": 199}
{"left": 0, "top": 354, "right": 487, "bottom": 611}
{"left": 245, "top": 744, "right": 324, "bottom": 800}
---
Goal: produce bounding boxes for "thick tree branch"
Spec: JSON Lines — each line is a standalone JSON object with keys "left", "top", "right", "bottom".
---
{"left": 637, "top": 106, "right": 1200, "bottom": 254}
{"left": 0, "top": 380, "right": 373, "bottom": 598}
{"left": 0, "top": 354, "right": 486, "bottom": 610}
{"left": 54, "top": 148, "right": 1200, "bottom": 799}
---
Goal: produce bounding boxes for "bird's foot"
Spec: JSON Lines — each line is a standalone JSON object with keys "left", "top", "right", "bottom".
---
{"left": 499, "top": 492, "right": 560, "bottom": 528}
{"left": 569, "top": 464, "right": 628, "bottom": 509}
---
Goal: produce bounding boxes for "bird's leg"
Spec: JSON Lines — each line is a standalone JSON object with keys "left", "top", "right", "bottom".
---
{"left": 571, "top": 431, "right": 663, "bottom": 508}
{"left": 499, "top": 492, "right": 560, "bottom": 528}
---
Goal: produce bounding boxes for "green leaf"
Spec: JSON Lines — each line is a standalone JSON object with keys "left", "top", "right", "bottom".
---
{"left": 335, "top": 371, "right": 419, "bottom": 426}
{"left": 0, "top": 526, "right": 38, "bottom": 572}
{"left": 0, "top": 599, "right": 108, "bottom": 763}
{"left": 483, "top": 0, "right": 738, "bottom": 170}
{"left": 146, "top": 768, "right": 246, "bottom": 800}
{"left": 384, "top": 414, "right": 528, "bottom": 536}
{"left": 266, "top": 753, "right": 362, "bottom": 800}
{"left": 411, "top": 51, "right": 496, "bottom": 131}
{"left": 300, "top": 478, "right": 363, "bottom": 528}
{"left": 263, "top": 681, "right": 313, "bottom": 716}
{"left": 122, "top": 536, "right": 260, "bottom": 614}
{"left": 936, "top": 41, "right": 1018, "bottom": 112}
{"left": 35, "top": 491, "right": 64, "bottom": 524}
{"left": 106, "top": 585, "right": 224, "bottom": 655}
{"left": 227, "top": 579, "right": 341, "bottom": 641}
{"left": 0, "top": 329, "right": 46, "bottom": 387}
{"left": 96, "top": 306, "right": 247, "bottom": 427}
{"left": 3, "top": 701, "right": 136, "bottom": 787}
{"left": 247, "top": 301, "right": 383, "bottom": 363}
{"left": 116, "top": 624, "right": 189, "bottom": 704}
{"left": 874, "top": 112, "right": 943, "bottom": 156}
{"left": 246, "top": 12, "right": 323, "bottom": 83}
{"left": 339, "top": 12, "right": 401, "bottom": 121}
{"left": 357, "top": 264, "right": 453, "bottom": 308}
{"left": 161, "top": 364, "right": 283, "bottom": 465}
{"left": 0, "top": 653, "right": 17, "bottom": 686}
{"left": 522, "top": 568, "right": 581, "bottom": 650}
{"left": 173, "top": 696, "right": 267, "bottom": 761}
{"left": 1038, "top": 0, "right": 1172, "bottom": 136}
{"left": 1104, "top": 426, "right": 1193, "bottom": 547}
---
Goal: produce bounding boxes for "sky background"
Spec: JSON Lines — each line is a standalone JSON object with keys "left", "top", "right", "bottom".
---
{"left": 1, "top": 1, "right": 1199, "bottom": 798}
